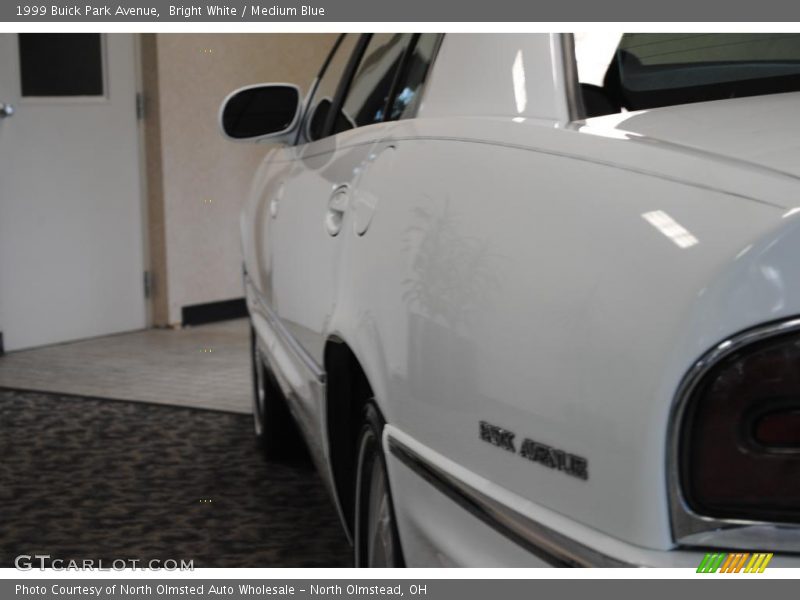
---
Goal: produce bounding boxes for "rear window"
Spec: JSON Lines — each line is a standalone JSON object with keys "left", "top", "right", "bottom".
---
{"left": 574, "top": 33, "right": 800, "bottom": 118}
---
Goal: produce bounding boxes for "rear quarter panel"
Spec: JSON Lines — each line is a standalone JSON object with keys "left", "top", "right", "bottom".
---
{"left": 326, "top": 116, "right": 792, "bottom": 560}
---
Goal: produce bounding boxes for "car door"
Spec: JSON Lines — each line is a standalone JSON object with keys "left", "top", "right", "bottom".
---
{"left": 270, "top": 33, "right": 416, "bottom": 380}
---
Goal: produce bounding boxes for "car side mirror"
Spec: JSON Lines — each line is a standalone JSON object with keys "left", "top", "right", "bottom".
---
{"left": 219, "top": 83, "right": 301, "bottom": 142}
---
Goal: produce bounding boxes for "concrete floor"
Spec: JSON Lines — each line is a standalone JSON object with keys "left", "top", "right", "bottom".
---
{"left": 0, "top": 319, "right": 251, "bottom": 413}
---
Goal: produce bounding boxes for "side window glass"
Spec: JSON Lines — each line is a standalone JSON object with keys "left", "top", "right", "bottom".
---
{"left": 306, "top": 34, "right": 358, "bottom": 142}
{"left": 387, "top": 34, "right": 442, "bottom": 121}
{"left": 334, "top": 34, "right": 413, "bottom": 134}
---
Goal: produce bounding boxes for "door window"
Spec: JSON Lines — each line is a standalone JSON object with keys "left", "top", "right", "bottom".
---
{"left": 304, "top": 33, "right": 441, "bottom": 141}
{"left": 305, "top": 34, "right": 359, "bottom": 142}
{"left": 334, "top": 34, "right": 413, "bottom": 135}
{"left": 385, "top": 33, "right": 443, "bottom": 121}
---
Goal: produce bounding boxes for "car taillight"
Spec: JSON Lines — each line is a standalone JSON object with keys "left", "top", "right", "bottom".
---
{"left": 681, "top": 329, "right": 800, "bottom": 523}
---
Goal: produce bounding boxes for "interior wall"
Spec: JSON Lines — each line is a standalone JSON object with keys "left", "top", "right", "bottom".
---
{"left": 143, "top": 33, "right": 337, "bottom": 326}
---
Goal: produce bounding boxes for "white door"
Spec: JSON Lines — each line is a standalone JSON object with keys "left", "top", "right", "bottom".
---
{"left": 0, "top": 33, "right": 146, "bottom": 351}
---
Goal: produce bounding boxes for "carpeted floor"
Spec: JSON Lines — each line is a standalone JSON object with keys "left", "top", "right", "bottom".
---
{"left": 0, "top": 389, "right": 350, "bottom": 567}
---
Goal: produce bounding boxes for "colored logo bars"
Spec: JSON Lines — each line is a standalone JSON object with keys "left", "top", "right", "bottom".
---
{"left": 696, "top": 553, "right": 773, "bottom": 573}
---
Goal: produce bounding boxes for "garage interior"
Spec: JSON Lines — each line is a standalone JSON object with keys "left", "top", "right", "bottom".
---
{"left": 0, "top": 33, "right": 350, "bottom": 567}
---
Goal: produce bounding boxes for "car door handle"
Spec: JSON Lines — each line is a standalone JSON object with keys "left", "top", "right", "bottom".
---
{"left": 0, "top": 103, "right": 14, "bottom": 118}
{"left": 325, "top": 186, "right": 349, "bottom": 236}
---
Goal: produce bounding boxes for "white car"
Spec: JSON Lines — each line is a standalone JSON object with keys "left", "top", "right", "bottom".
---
{"left": 221, "top": 33, "right": 800, "bottom": 567}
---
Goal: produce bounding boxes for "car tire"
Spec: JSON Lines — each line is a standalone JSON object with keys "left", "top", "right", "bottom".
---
{"left": 250, "top": 325, "right": 303, "bottom": 459}
{"left": 354, "top": 402, "right": 405, "bottom": 567}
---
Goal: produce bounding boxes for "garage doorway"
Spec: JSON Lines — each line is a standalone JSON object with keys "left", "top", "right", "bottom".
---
{"left": 0, "top": 33, "right": 147, "bottom": 351}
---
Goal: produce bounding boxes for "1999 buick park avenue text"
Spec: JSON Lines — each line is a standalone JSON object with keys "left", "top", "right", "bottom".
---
{"left": 220, "top": 33, "right": 800, "bottom": 567}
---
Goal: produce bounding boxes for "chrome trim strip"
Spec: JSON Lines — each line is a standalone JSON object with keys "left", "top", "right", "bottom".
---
{"left": 245, "top": 274, "right": 326, "bottom": 384}
{"left": 668, "top": 317, "right": 800, "bottom": 551}
{"left": 387, "top": 435, "right": 629, "bottom": 567}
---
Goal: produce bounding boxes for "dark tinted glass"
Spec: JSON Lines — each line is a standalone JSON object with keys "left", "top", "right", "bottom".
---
{"left": 575, "top": 33, "right": 800, "bottom": 116}
{"left": 387, "top": 34, "right": 441, "bottom": 121}
{"left": 19, "top": 34, "right": 103, "bottom": 97}
{"left": 335, "top": 34, "right": 413, "bottom": 134}
{"left": 222, "top": 86, "right": 299, "bottom": 139}
{"left": 619, "top": 33, "right": 800, "bottom": 72}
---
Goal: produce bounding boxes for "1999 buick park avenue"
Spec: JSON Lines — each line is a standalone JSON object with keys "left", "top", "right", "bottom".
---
{"left": 220, "top": 33, "right": 800, "bottom": 567}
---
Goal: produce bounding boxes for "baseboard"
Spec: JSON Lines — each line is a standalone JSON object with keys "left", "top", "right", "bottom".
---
{"left": 181, "top": 298, "right": 248, "bottom": 327}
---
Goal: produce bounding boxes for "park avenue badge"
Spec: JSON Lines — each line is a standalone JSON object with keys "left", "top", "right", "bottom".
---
{"left": 479, "top": 420, "right": 588, "bottom": 481}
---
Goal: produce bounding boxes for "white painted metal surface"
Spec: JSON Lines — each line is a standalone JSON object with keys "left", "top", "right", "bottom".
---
{"left": 418, "top": 34, "right": 572, "bottom": 123}
{"left": 0, "top": 33, "right": 146, "bottom": 351}
{"left": 236, "top": 33, "right": 800, "bottom": 566}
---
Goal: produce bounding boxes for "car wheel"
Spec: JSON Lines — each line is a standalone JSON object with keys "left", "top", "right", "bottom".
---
{"left": 354, "top": 403, "right": 404, "bottom": 567}
{"left": 250, "top": 325, "right": 303, "bottom": 459}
